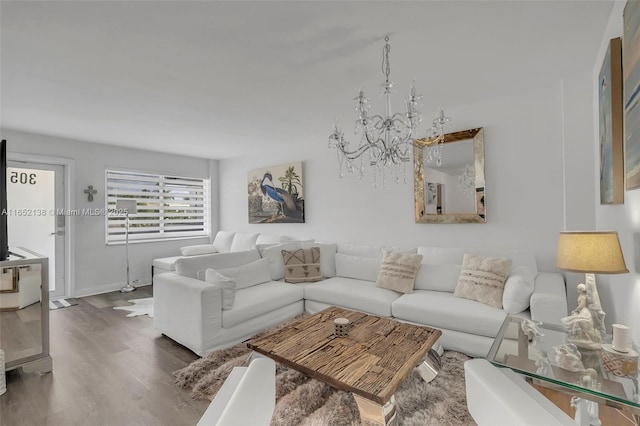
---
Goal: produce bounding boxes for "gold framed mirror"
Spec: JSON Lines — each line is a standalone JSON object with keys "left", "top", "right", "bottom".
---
{"left": 414, "top": 127, "right": 485, "bottom": 223}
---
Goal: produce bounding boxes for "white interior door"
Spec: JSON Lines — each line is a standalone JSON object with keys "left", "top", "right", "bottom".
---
{"left": 7, "top": 162, "right": 66, "bottom": 298}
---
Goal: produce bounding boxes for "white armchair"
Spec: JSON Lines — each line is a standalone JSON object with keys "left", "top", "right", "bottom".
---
{"left": 464, "top": 359, "right": 574, "bottom": 425}
{"left": 197, "top": 358, "right": 276, "bottom": 426}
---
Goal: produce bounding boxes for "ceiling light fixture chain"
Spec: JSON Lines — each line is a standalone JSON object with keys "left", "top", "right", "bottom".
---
{"left": 328, "top": 35, "right": 451, "bottom": 187}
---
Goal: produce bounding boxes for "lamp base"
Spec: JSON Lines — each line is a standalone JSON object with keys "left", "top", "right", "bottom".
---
{"left": 120, "top": 283, "right": 136, "bottom": 293}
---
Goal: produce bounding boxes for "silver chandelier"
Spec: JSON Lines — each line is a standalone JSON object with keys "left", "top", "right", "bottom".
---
{"left": 328, "top": 36, "right": 452, "bottom": 186}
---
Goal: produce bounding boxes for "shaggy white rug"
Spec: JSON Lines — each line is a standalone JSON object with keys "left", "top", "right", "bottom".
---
{"left": 174, "top": 321, "right": 476, "bottom": 425}
{"left": 113, "top": 297, "right": 154, "bottom": 317}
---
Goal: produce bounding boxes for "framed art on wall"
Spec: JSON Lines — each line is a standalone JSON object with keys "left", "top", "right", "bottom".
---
{"left": 247, "top": 162, "right": 305, "bottom": 223}
{"left": 598, "top": 37, "right": 624, "bottom": 204}
{"left": 624, "top": 0, "right": 640, "bottom": 190}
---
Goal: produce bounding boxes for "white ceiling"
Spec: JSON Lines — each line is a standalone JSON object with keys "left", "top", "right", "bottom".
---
{"left": 1, "top": 1, "right": 613, "bottom": 159}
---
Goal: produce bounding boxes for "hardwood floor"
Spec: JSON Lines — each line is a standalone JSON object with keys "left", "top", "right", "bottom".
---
{"left": 0, "top": 286, "right": 208, "bottom": 426}
{"left": 1, "top": 289, "right": 636, "bottom": 426}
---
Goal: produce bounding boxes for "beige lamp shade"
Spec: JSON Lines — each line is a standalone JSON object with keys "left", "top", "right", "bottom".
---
{"left": 556, "top": 231, "right": 628, "bottom": 274}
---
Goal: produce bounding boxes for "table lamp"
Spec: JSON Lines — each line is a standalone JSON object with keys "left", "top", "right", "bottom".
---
{"left": 556, "top": 231, "right": 628, "bottom": 349}
{"left": 116, "top": 199, "right": 138, "bottom": 293}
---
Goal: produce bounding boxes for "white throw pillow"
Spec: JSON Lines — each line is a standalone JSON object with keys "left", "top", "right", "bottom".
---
{"left": 414, "top": 263, "right": 462, "bottom": 292}
{"left": 212, "top": 231, "right": 236, "bottom": 253}
{"left": 230, "top": 232, "right": 260, "bottom": 252}
{"left": 376, "top": 251, "right": 423, "bottom": 294}
{"left": 454, "top": 254, "right": 512, "bottom": 308}
{"left": 335, "top": 253, "right": 381, "bottom": 282}
{"left": 180, "top": 244, "right": 218, "bottom": 256}
{"left": 205, "top": 268, "right": 236, "bottom": 310}
{"left": 257, "top": 242, "right": 300, "bottom": 280}
{"left": 217, "top": 258, "right": 272, "bottom": 290}
{"left": 300, "top": 242, "right": 337, "bottom": 278}
{"left": 502, "top": 266, "right": 536, "bottom": 314}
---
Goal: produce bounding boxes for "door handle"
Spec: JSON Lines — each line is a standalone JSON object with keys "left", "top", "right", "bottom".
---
{"left": 50, "top": 231, "right": 64, "bottom": 236}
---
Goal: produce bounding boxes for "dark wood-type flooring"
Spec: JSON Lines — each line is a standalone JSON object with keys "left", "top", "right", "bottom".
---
{"left": 0, "top": 286, "right": 208, "bottom": 426}
{"left": 0, "top": 288, "right": 635, "bottom": 426}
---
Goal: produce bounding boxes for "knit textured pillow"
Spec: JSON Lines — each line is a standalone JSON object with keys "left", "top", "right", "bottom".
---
{"left": 281, "top": 247, "right": 322, "bottom": 283}
{"left": 454, "top": 254, "right": 511, "bottom": 308}
{"left": 376, "top": 251, "right": 423, "bottom": 294}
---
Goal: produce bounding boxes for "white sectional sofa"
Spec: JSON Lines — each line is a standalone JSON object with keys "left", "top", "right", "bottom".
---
{"left": 151, "top": 231, "right": 288, "bottom": 278}
{"left": 153, "top": 238, "right": 568, "bottom": 358}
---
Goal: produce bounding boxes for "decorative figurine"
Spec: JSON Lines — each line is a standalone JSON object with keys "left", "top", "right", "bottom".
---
{"left": 521, "top": 319, "right": 543, "bottom": 340}
{"left": 554, "top": 343, "right": 585, "bottom": 372}
{"left": 561, "top": 283, "right": 604, "bottom": 349}
{"left": 535, "top": 350, "right": 554, "bottom": 378}
{"left": 571, "top": 369, "right": 601, "bottom": 426}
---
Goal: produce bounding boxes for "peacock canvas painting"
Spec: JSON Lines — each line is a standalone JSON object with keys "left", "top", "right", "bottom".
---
{"left": 247, "top": 162, "right": 305, "bottom": 223}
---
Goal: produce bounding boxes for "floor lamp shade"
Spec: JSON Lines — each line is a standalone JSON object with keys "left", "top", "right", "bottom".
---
{"left": 556, "top": 231, "right": 628, "bottom": 274}
{"left": 116, "top": 199, "right": 138, "bottom": 215}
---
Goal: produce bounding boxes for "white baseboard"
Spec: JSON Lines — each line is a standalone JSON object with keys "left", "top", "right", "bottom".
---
{"left": 73, "top": 282, "right": 152, "bottom": 298}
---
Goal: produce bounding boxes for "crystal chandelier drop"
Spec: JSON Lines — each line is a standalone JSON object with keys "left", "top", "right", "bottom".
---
{"left": 328, "top": 36, "right": 423, "bottom": 187}
{"left": 423, "top": 109, "right": 452, "bottom": 167}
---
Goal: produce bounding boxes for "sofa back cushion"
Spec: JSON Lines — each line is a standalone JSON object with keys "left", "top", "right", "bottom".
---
{"left": 255, "top": 234, "right": 289, "bottom": 245}
{"left": 257, "top": 242, "right": 300, "bottom": 280}
{"left": 335, "top": 253, "right": 381, "bottom": 282}
{"left": 414, "top": 263, "right": 462, "bottom": 292}
{"left": 212, "top": 231, "right": 236, "bottom": 253}
{"left": 230, "top": 232, "right": 260, "bottom": 252}
{"left": 217, "top": 258, "right": 272, "bottom": 290}
{"left": 337, "top": 243, "right": 383, "bottom": 258}
{"left": 417, "top": 246, "right": 537, "bottom": 277}
{"left": 180, "top": 244, "right": 218, "bottom": 256}
{"left": 175, "top": 249, "right": 260, "bottom": 280}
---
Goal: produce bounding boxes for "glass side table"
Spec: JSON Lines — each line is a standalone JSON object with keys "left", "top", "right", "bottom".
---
{"left": 487, "top": 315, "right": 639, "bottom": 425}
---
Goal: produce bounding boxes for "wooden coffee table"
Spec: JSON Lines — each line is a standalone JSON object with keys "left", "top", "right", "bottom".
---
{"left": 247, "top": 306, "right": 442, "bottom": 425}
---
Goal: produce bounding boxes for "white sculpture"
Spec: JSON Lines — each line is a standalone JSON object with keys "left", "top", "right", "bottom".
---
{"left": 535, "top": 350, "right": 554, "bottom": 378}
{"left": 521, "top": 319, "right": 543, "bottom": 340}
{"left": 554, "top": 343, "right": 585, "bottom": 372}
{"left": 571, "top": 369, "right": 601, "bottom": 426}
{"left": 561, "top": 283, "right": 603, "bottom": 349}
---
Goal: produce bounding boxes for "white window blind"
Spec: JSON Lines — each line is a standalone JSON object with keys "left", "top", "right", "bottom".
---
{"left": 106, "top": 170, "right": 210, "bottom": 243}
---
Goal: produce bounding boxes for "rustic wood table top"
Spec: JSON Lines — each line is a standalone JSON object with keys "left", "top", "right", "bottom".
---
{"left": 247, "top": 306, "right": 442, "bottom": 405}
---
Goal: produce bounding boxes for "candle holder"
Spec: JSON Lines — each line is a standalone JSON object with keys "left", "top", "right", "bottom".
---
{"left": 334, "top": 318, "right": 351, "bottom": 337}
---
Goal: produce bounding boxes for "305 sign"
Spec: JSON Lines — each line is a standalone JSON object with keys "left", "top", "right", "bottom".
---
{"left": 9, "top": 171, "right": 37, "bottom": 185}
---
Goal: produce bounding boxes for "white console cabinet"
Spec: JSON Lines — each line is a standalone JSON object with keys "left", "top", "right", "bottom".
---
{"left": 0, "top": 247, "right": 52, "bottom": 373}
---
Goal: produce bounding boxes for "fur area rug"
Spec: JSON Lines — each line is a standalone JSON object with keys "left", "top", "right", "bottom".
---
{"left": 174, "top": 325, "right": 476, "bottom": 425}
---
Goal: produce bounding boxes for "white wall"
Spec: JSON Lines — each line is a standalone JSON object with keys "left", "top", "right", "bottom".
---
{"left": 219, "top": 77, "right": 594, "bottom": 273}
{"left": 592, "top": 1, "right": 640, "bottom": 345}
{"left": 1, "top": 128, "right": 218, "bottom": 297}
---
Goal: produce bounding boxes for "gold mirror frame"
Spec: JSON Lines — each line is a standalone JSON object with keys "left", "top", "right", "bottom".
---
{"left": 414, "top": 127, "right": 485, "bottom": 223}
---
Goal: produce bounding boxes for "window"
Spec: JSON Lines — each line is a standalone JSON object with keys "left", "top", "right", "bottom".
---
{"left": 106, "top": 170, "right": 210, "bottom": 243}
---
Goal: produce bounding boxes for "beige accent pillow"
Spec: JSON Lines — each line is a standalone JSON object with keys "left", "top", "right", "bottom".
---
{"left": 454, "top": 254, "right": 511, "bottom": 308}
{"left": 376, "top": 251, "right": 423, "bottom": 294}
{"left": 281, "top": 247, "right": 322, "bottom": 283}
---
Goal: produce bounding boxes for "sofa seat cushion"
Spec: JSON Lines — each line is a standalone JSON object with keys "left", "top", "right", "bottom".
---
{"left": 304, "top": 277, "right": 401, "bottom": 317}
{"left": 153, "top": 256, "right": 181, "bottom": 272}
{"left": 392, "top": 290, "right": 508, "bottom": 338}
{"left": 222, "top": 281, "right": 304, "bottom": 328}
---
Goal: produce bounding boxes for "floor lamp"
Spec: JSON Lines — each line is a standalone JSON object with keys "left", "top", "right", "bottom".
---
{"left": 116, "top": 199, "right": 137, "bottom": 293}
